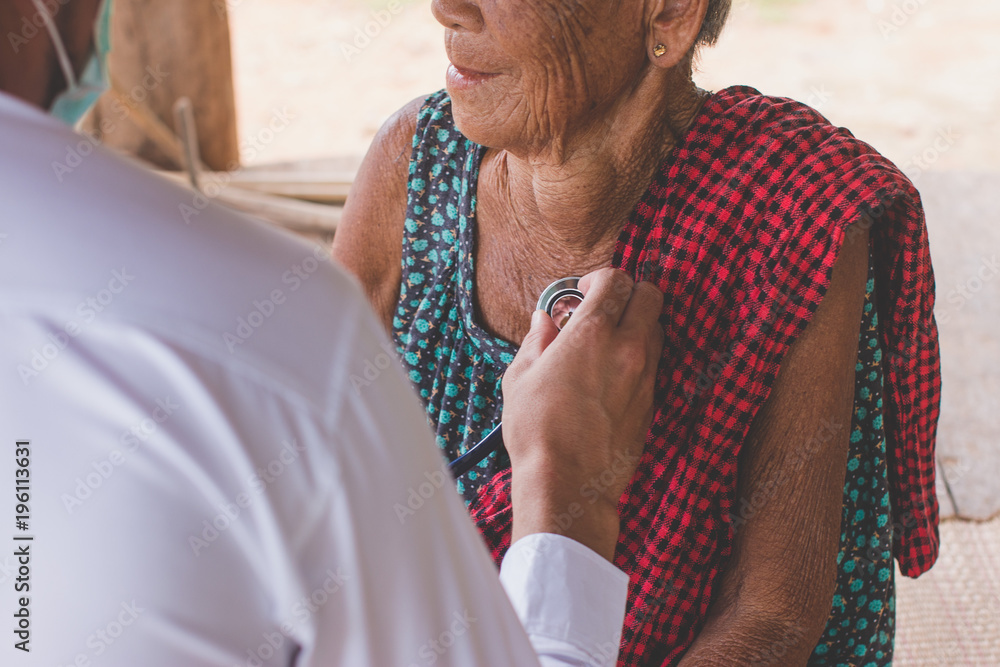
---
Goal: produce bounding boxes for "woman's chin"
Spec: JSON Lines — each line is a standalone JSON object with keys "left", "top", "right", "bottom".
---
{"left": 448, "top": 93, "right": 507, "bottom": 149}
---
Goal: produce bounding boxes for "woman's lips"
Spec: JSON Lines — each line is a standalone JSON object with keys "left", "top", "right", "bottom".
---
{"left": 446, "top": 64, "right": 500, "bottom": 90}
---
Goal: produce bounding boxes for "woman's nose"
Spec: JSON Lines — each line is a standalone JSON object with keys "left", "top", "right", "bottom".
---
{"left": 431, "top": 0, "right": 485, "bottom": 32}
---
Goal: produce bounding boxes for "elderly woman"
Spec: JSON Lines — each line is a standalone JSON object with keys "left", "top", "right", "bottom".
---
{"left": 333, "top": 0, "right": 941, "bottom": 664}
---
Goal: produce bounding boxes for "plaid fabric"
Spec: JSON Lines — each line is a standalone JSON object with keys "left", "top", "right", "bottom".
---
{"left": 466, "top": 86, "right": 941, "bottom": 665}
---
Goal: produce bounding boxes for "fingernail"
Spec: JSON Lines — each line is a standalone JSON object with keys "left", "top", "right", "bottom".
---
{"left": 531, "top": 309, "right": 546, "bottom": 327}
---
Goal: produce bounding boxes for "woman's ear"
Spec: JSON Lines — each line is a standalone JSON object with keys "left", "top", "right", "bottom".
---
{"left": 647, "top": 0, "right": 710, "bottom": 69}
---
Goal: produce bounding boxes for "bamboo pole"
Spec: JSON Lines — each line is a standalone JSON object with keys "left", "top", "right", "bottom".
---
{"left": 154, "top": 171, "right": 342, "bottom": 234}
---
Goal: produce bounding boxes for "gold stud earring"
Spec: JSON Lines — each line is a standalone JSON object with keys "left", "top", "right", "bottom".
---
{"left": 653, "top": 44, "right": 667, "bottom": 58}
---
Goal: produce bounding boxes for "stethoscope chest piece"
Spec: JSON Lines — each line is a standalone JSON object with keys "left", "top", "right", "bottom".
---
{"left": 448, "top": 276, "right": 586, "bottom": 478}
{"left": 537, "top": 277, "right": 584, "bottom": 330}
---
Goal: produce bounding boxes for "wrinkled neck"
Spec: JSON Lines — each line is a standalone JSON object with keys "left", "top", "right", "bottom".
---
{"left": 485, "top": 77, "right": 708, "bottom": 255}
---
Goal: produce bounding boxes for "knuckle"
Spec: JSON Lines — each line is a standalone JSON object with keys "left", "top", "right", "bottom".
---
{"left": 601, "top": 296, "right": 624, "bottom": 318}
{"left": 608, "top": 269, "right": 636, "bottom": 295}
{"left": 594, "top": 271, "right": 635, "bottom": 317}
{"left": 589, "top": 267, "right": 633, "bottom": 295}
{"left": 594, "top": 266, "right": 622, "bottom": 281}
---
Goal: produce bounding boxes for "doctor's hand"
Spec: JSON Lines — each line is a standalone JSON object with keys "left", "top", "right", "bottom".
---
{"left": 502, "top": 268, "right": 664, "bottom": 562}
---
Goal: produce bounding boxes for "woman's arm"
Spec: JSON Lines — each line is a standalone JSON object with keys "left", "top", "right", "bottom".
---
{"left": 678, "top": 226, "right": 870, "bottom": 666}
{"left": 331, "top": 97, "right": 424, "bottom": 329}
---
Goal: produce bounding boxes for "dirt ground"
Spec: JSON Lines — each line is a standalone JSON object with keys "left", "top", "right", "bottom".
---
{"left": 227, "top": 0, "right": 999, "bottom": 174}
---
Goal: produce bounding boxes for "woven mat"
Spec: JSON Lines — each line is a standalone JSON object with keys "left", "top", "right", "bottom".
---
{"left": 896, "top": 516, "right": 1000, "bottom": 665}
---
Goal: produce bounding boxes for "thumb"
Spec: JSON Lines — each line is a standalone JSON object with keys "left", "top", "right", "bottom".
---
{"left": 503, "top": 310, "right": 559, "bottom": 395}
{"left": 519, "top": 309, "right": 560, "bottom": 362}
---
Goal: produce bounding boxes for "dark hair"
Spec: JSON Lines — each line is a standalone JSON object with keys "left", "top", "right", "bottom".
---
{"left": 696, "top": 0, "right": 732, "bottom": 47}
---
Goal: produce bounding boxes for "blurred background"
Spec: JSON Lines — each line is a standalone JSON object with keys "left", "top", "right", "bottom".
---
{"left": 226, "top": 0, "right": 999, "bottom": 173}
{"left": 92, "top": 0, "right": 1000, "bottom": 663}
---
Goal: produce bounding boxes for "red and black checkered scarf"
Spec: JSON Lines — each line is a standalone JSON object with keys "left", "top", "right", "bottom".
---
{"left": 468, "top": 87, "right": 941, "bottom": 665}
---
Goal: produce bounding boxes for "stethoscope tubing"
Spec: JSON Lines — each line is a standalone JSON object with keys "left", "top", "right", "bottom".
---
{"left": 447, "top": 277, "right": 583, "bottom": 479}
{"left": 448, "top": 423, "right": 504, "bottom": 478}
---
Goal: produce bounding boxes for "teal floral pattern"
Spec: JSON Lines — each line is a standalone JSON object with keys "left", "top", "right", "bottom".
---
{"left": 392, "top": 93, "right": 515, "bottom": 501}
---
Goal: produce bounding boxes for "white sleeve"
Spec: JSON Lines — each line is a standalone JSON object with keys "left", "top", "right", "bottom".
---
{"left": 500, "top": 534, "right": 630, "bottom": 667}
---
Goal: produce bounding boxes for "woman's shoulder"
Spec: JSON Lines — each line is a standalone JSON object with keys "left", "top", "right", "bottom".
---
{"left": 331, "top": 94, "right": 427, "bottom": 327}
{"left": 703, "top": 85, "right": 862, "bottom": 150}
{"left": 695, "top": 85, "right": 913, "bottom": 197}
{"left": 333, "top": 90, "right": 474, "bottom": 327}
{"left": 666, "top": 84, "right": 922, "bottom": 247}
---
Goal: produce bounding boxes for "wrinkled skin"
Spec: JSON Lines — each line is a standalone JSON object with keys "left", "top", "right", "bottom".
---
{"left": 434, "top": 0, "right": 653, "bottom": 159}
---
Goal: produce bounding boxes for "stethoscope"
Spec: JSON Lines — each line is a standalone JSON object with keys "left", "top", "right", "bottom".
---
{"left": 448, "top": 278, "right": 584, "bottom": 478}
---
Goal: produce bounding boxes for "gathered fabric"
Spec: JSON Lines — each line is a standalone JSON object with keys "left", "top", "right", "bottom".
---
{"left": 393, "top": 86, "right": 941, "bottom": 665}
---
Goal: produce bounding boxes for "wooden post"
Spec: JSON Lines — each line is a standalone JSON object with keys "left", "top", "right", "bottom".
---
{"left": 86, "top": 0, "right": 240, "bottom": 171}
